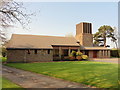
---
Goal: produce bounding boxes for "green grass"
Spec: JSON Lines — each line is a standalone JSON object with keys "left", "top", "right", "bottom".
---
{"left": 6, "top": 61, "right": 119, "bottom": 88}
{"left": 0, "top": 57, "right": 7, "bottom": 63}
{"left": 1, "top": 77, "right": 23, "bottom": 89}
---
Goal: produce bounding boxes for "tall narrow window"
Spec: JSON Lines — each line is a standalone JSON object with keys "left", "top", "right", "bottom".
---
{"left": 87, "top": 23, "right": 90, "bottom": 33}
{"left": 27, "top": 50, "right": 30, "bottom": 54}
{"left": 83, "top": 23, "right": 86, "bottom": 33}
{"left": 34, "top": 50, "right": 37, "bottom": 54}
{"left": 48, "top": 49, "right": 50, "bottom": 54}
{"left": 90, "top": 23, "right": 92, "bottom": 34}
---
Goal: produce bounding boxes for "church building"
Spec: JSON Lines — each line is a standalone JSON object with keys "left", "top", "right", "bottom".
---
{"left": 6, "top": 22, "right": 111, "bottom": 62}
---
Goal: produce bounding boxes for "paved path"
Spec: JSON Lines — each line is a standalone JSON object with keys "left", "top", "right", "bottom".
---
{"left": 90, "top": 58, "right": 119, "bottom": 63}
{"left": 2, "top": 65, "right": 92, "bottom": 88}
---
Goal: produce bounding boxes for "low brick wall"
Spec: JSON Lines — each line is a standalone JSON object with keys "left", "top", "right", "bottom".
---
{"left": 7, "top": 49, "right": 53, "bottom": 63}
{"left": 7, "top": 50, "right": 25, "bottom": 63}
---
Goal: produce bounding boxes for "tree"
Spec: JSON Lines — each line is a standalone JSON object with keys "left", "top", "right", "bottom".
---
{"left": 111, "top": 27, "right": 118, "bottom": 48}
{"left": 110, "top": 27, "right": 120, "bottom": 57}
{"left": 0, "top": 0, "right": 30, "bottom": 28}
{"left": 93, "top": 25, "right": 114, "bottom": 47}
{"left": 65, "top": 32, "right": 74, "bottom": 37}
{"left": 1, "top": 46, "right": 7, "bottom": 57}
{"left": 0, "top": 0, "right": 32, "bottom": 44}
{"left": 0, "top": 29, "right": 6, "bottom": 43}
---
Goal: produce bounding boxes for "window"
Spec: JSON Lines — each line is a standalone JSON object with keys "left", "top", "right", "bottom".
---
{"left": 48, "top": 50, "right": 50, "bottom": 54}
{"left": 90, "top": 23, "right": 92, "bottom": 34}
{"left": 63, "top": 49, "right": 68, "bottom": 56}
{"left": 27, "top": 50, "right": 30, "bottom": 54}
{"left": 34, "top": 50, "right": 37, "bottom": 54}
{"left": 83, "top": 23, "right": 87, "bottom": 33}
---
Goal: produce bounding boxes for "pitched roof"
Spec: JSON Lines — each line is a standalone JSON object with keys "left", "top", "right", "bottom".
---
{"left": 7, "top": 34, "right": 80, "bottom": 49}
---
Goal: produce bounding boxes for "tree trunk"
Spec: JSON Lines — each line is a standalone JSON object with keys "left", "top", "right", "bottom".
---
{"left": 104, "top": 37, "right": 106, "bottom": 47}
{"left": 103, "top": 31, "right": 107, "bottom": 47}
{"left": 115, "top": 42, "right": 117, "bottom": 48}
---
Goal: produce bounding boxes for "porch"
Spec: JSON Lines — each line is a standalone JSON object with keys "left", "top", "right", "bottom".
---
{"left": 53, "top": 46, "right": 79, "bottom": 60}
{"left": 52, "top": 46, "right": 111, "bottom": 60}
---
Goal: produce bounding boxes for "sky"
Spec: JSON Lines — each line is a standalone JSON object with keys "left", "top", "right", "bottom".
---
{"left": 8, "top": 2, "right": 118, "bottom": 48}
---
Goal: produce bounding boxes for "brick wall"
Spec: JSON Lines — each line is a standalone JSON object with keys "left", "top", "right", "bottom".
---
{"left": 7, "top": 50, "right": 25, "bottom": 63}
{"left": 26, "top": 49, "right": 53, "bottom": 62}
{"left": 76, "top": 33, "right": 93, "bottom": 47}
{"left": 7, "top": 49, "right": 53, "bottom": 63}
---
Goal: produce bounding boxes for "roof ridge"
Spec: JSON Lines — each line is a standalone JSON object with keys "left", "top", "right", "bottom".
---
{"left": 12, "top": 34, "right": 75, "bottom": 38}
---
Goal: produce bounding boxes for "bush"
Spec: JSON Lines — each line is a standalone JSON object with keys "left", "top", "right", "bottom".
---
{"left": 71, "top": 51, "right": 76, "bottom": 57}
{"left": 69, "top": 51, "right": 76, "bottom": 60}
{"left": 81, "top": 55, "right": 88, "bottom": 60}
{"left": 76, "top": 56, "right": 81, "bottom": 60}
{"left": 2, "top": 47, "right": 7, "bottom": 57}
{"left": 76, "top": 51, "right": 83, "bottom": 56}
{"left": 76, "top": 51, "right": 83, "bottom": 60}
{"left": 0, "top": 57, "right": 7, "bottom": 62}
{"left": 69, "top": 50, "right": 89, "bottom": 60}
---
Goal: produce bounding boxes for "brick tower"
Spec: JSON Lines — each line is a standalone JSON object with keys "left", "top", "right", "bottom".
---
{"left": 75, "top": 22, "right": 93, "bottom": 47}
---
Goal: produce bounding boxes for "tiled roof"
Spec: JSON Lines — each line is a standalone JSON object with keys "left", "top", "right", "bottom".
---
{"left": 7, "top": 34, "right": 80, "bottom": 49}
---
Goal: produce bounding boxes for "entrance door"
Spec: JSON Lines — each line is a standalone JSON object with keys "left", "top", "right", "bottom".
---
{"left": 93, "top": 51, "right": 97, "bottom": 58}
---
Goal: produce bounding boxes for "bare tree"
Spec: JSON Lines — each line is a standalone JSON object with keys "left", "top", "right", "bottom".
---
{"left": 0, "top": 0, "right": 32, "bottom": 44}
{"left": 111, "top": 27, "right": 120, "bottom": 57}
{"left": 65, "top": 32, "right": 74, "bottom": 37}
{"left": 0, "top": 0, "right": 31, "bottom": 28}
{"left": 111, "top": 27, "right": 118, "bottom": 48}
{"left": 0, "top": 29, "right": 6, "bottom": 43}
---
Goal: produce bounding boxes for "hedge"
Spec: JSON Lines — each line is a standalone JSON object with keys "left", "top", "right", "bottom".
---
{"left": 110, "top": 49, "right": 120, "bottom": 58}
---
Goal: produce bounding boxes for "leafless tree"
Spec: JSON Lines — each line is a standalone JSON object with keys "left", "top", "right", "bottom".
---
{"left": 0, "top": 0, "right": 32, "bottom": 44}
{"left": 65, "top": 32, "right": 74, "bottom": 37}
{"left": 111, "top": 27, "right": 120, "bottom": 57}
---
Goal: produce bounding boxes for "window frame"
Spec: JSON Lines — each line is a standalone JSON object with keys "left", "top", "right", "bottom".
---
{"left": 34, "top": 49, "right": 37, "bottom": 54}
{"left": 27, "top": 49, "right": 30, "bottom": 54}
{"left": 48, "top": 49, "right": 50, "bottom": 54}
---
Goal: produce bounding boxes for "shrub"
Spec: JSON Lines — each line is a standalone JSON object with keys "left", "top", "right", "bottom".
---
{"left": 69, "top": 51, "right": 89, "bottom": 60}
{"left": 81, "top": 55, "right": 88, "bottom": 60}
{"left": 2, "top": 47, "right": 7, "bottom": 57}
{"left": 69, "top": 51, "right": 76, "bottom": 60}
{"left": 76, "top": 51, "right": 83, "bottom": 60}
{"left": 76, "top": 56, "right": 81, "bottom": 60}
{"left": 76, "top": 51, "right": 83, "bottom": 56}
{"left": 69, "top": 51, "right": 76, "bottom": 57}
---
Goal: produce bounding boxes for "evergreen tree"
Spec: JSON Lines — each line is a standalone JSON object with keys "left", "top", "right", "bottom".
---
{"left": 93, "top": 25, "right": 114, "bottom": 47}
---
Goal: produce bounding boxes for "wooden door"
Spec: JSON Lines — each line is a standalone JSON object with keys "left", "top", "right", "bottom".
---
{"left": 93, "top": 51, "right": 97, "bottom": 58}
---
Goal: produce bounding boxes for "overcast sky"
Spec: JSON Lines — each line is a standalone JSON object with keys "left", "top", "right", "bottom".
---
{"left": 8, "top": 2, "right": 118, "bottom": 48}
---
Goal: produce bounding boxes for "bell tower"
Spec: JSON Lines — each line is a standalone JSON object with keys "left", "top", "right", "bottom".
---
{"left": 75, "top": 22, "right": 93, "bottom": 47}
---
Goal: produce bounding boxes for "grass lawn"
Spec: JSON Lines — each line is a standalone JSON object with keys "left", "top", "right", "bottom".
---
{"left": 0, "top": 57, "right": 7, "bottom": 63}
{"left": 6, "top": 61, "right": 118, "bottom": 88}
{"left": 1, "top": 77, "right": 23, "bottom": 89}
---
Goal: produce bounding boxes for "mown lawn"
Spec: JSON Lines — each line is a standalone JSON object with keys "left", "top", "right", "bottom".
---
{"left": 0, "top": 57, "right": 7, "bottom": 63}
{"left": 6, "top": 61, "right": 118, "bottom": 88}
{"left": 1, "top": 77, "right": 23, "bottom": 89}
